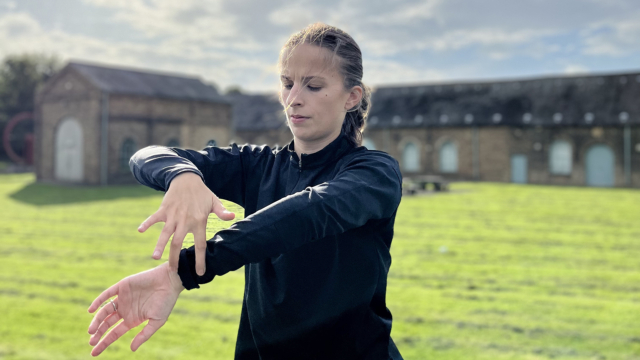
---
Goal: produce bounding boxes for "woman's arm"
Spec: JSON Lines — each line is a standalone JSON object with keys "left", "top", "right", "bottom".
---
{"left": 129, "top": 143, "right": 274, "bottom": 274}
{"left": 129, "top": 143, "right": 272, "bottom": 207}
{"left": 177, "top": 152, "right": 403, "bottom": 289}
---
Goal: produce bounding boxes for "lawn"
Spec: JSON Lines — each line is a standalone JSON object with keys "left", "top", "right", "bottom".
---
{"left": 1, "top": 173, "right": 639, "bottom": 359}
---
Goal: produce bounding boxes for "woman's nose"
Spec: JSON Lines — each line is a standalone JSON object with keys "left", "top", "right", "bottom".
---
{"left": 286, "top": 84, "right": 303, "bottom": 107}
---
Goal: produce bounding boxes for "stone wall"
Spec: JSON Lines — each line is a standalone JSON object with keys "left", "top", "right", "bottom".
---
{"left": 35, "top": 68, "right": 102, "bottom": 184}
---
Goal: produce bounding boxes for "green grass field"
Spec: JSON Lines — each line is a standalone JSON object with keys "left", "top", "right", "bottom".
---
{"left": 1, "top": 173, "right": 639, "bottom": 360}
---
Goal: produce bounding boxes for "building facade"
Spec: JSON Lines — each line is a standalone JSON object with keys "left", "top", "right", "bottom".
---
{"left": 35, "top": 62, "right": 640, "bottom": 188}
{"left": 35, "top": 62, "right": 232, "bottom": 185}
{"left": 231, "top": 71, "right": 640, "bottom": 188}
{"left": 364, "top": 72, "right": 640, "bottom": 188}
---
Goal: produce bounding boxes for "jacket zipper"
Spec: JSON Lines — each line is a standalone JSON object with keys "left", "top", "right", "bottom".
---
{"left": 298, "top": 157, "right": 302, "bottom": 173}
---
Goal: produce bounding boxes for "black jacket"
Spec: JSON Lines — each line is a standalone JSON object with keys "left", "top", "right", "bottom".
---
{"left": 129, "top": 131, "right": 404, "bottom": 360}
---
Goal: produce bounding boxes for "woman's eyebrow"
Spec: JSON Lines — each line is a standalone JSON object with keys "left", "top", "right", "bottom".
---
{"left": 280, "top": 75, "right": 325, "bottom": 82}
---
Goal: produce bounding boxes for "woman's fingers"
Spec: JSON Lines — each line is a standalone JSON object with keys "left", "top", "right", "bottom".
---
{"left": 88, "top": 296, "right": 118, "bottom": 334}
{"left": 131, "top": 319, "right": 166, "bottom": 352}
{"left": 88, "top": 284, "right": 118, "bottom": 314}
{"left": 152, "top": 222, "right": 177, "bottom": 259}
{"left": 138, "top": 211, "right": 164, "bottom": 233}
{"left": 212, "top": 198, "right": 235, "bottom": 221}
{"left": 193, "top": 225, "right": 207, "bottom": 276}
{"left": 91, "top": 321, "right": 131, "bottom": 357}
{"left": 168, "top": 227, "right": 188, "bottom": 270}
{"left": 89, "top": 311, "right": 122, "bottom": 346}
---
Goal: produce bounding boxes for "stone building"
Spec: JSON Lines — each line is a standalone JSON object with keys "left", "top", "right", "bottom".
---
{"left": 35, "top": 61, "right": 640, "bottom": 188}
{"left": 231, "top": 71, "right": 640, "bottom": 188}
{"left": 364, "top": 71, "right": 640, "bottom": 188}
{"left": 228, "top": 92, "right": 292, "bottom": 147}
{"left": 34, "top": 62, "right": 231, "bottom": 185}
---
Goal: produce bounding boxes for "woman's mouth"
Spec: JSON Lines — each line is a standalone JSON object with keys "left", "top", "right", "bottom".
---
{"left": 290, "top": 115, "right": 309, "bottom": 124}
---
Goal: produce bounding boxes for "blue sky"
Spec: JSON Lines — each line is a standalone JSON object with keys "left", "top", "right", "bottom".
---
{"left": 1, "top": 0, "right": 639, "bottom": 93}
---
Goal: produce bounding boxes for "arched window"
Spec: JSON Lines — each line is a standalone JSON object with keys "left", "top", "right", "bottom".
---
{"left": 549, "top": 140, "right": 572, "bottom": 175}
{"left": 402, "top": 142, "right": 419, "bottom": 172}
{"left": 166, "top": 138, "right": 180, "bottom": 147}
{"left": 206, "top": 139, "right": 217, "bottom": 147}
{"left": 120, "top": 138, "right": 137, "bottom": 172}
{"left": 439, "top": 141, "right": 458, "bottom": 173}
{"left": 362, "top": 138, "right": 376, "bottom": 150}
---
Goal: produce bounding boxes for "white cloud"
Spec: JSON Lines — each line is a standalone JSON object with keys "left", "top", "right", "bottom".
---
{"left": 582, "top": 18, "right": 640, "bottom": 56}
{"left": 564, "top": 64, "right": 589, "bottom": 74}
{"left": 3, "top": 0, "right": 640, "bottom": 92}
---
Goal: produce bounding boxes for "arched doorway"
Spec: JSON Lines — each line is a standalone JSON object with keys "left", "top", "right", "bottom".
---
{"left": 362, "top": 138, "right": 376, "bottom": 150}
{"left": 402, "top": 142, "right": 419, "bottom": 172}
{"left": 511, "top": 154, "right": 527, "bottom": 184}
{"left": 120, "top": 138, "right": 137, "bottom": 172}
{"left": 55, "top": 118, "right": 83, "bottom": 182}
{"left": 439, "top": 141, "right": 458, "bottom": 173}
{"left": 586, "top": 144, "right": 615, "bottom": 187}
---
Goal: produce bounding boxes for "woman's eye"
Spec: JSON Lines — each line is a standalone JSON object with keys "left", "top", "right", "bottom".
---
{"left": 282, "top": 83, "right": 321, "bottom": 91}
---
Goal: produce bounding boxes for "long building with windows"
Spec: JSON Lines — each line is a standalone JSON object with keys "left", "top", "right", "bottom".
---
{"left": 36, "top": 60, "right": 640, "bottom": 188}
{"left": 362, "top": 71, "right": 640, "bottom": 188}
{"left": 232, "top": 71, "right": 640, "bottom": 188}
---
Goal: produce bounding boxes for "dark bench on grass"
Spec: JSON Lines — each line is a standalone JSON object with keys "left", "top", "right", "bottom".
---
{"left": 403, "top": 175, "right": 449, "bottom": 195}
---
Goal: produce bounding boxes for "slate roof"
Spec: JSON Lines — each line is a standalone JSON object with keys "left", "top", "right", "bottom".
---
{"left": 367, "top": 71, "right": 640, "bottom": 128}
{"left": 68, "top": 62, "right": 229, "bottom": 103}
{"left": 227, "top": 92, "right": 287, "bottom": 131}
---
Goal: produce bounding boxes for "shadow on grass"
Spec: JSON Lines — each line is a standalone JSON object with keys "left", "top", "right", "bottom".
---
{"left": 9, "top": 181, "right": 161, "bottom": 206}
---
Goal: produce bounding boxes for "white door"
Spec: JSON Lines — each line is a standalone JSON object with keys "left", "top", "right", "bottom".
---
{"left": 586, "top": 145, "right": 615, "bottom": 187}
{"left": 511, "top": 154, "right": 527, "bottom": 184}
{"left": 55, "top": 118, "right": 83, "bottom": 182}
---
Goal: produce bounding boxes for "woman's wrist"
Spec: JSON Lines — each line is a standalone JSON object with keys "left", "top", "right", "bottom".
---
{"left": 160, "top": 262, "right": 186, "bottom": 293}
{"left": 170, "top": 172, "right": 203, "bottom": 188}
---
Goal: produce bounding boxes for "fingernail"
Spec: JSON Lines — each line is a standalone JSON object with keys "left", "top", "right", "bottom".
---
{"left": 153, "top": 251, "right": 160, "bottom": 258}
{"left": 223, "top": 210, "right": 231, "bottom": 214}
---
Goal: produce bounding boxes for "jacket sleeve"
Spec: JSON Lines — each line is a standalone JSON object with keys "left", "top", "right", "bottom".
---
{"left": 129, "top": 144, "right": 272, "bottom": 207}
{"left": 177, "top": 152, "right": 403, "bottom": 290}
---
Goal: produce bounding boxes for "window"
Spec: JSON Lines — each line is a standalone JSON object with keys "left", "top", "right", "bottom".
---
{"left": 402, "top": 142, "right": 419, "bottom": 172}
{"left": 206, "top": 139, "right": 217, "bottom": 147}
{"left": 120, "top": 138, "right": 137, "bottom": 172}
{"left": 362, "top": 138, "right": 376, "bottom": 150}
{"left": 549, "top": 140, "right": 572, "bottom": 175}
{"left": 439, "top": 141, "right": 458, "bottom": 173}
{"left": 166, "top": 138, "right": 180, "bottom": 147}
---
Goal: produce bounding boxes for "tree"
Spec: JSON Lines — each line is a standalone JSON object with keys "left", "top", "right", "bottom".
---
{"left": 0, "top": 53, "right": 61, "bottom": 160}
{"left": 0, "top": 53, "right": 60, "bottom": 122}
{"left": 224, "top": 85, "right": 243, "bottom": 95}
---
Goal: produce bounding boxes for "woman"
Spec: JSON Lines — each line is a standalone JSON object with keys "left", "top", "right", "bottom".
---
{"left": 87, "top": 22, "right": 403, "bottom": 359}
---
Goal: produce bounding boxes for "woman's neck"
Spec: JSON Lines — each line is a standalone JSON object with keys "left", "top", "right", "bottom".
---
{"left": 294, "top": 128, "right": 341, "bottom": 158}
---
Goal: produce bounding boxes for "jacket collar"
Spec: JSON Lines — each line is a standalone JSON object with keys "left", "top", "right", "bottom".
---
{"left": 286, "top": 130, "right": 353, "bottom": 170}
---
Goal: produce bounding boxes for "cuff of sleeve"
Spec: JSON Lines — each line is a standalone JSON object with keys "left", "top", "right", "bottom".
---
{"left": 165, "top": 169, "right": 205, "bottom": 191}
{"left": 177, "top": 247, "right": 201, "bottom": 290}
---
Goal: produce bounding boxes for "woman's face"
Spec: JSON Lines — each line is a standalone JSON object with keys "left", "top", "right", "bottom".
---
{"left": 279, "top": 43, "right": 361, "bottom": 148}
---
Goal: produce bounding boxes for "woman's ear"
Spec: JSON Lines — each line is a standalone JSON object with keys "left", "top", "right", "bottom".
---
{"left": 344, "top": 85, "right": 363, "bottom": 111}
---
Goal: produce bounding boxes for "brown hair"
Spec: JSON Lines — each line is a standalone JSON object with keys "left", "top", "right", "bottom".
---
{"left": 278, "top": 22, "right": 371, "bottom": 147}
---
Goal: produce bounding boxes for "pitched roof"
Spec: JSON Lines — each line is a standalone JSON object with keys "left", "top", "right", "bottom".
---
{"left": 227, "top": 92, "right": 287, "bottom": 131}
{"left": 67, "top": 62, "right": 229, "bottom": 103}
{"left": 368, "top": 71, "right": 640, "bottom": 128}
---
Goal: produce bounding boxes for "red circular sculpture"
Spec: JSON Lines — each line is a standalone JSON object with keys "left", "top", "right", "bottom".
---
{"left": 3, "top": 111, "right": 34, "bottom": 165}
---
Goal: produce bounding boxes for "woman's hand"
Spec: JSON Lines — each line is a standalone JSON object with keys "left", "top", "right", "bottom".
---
{"left": 137, "top": 172, "right": 235, "bottom": 275}
{"left": 87, "top": 262, "right": 185, "bottom": 356}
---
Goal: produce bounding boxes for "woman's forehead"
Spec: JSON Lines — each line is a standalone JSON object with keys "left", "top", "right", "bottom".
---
{"left": 280, "top": 44, "right": 339, "bottom": 79}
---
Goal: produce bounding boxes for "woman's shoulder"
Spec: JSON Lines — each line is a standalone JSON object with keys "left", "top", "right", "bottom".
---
{"left": 342, "top": 147, "right": 402, "bottom": 180}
